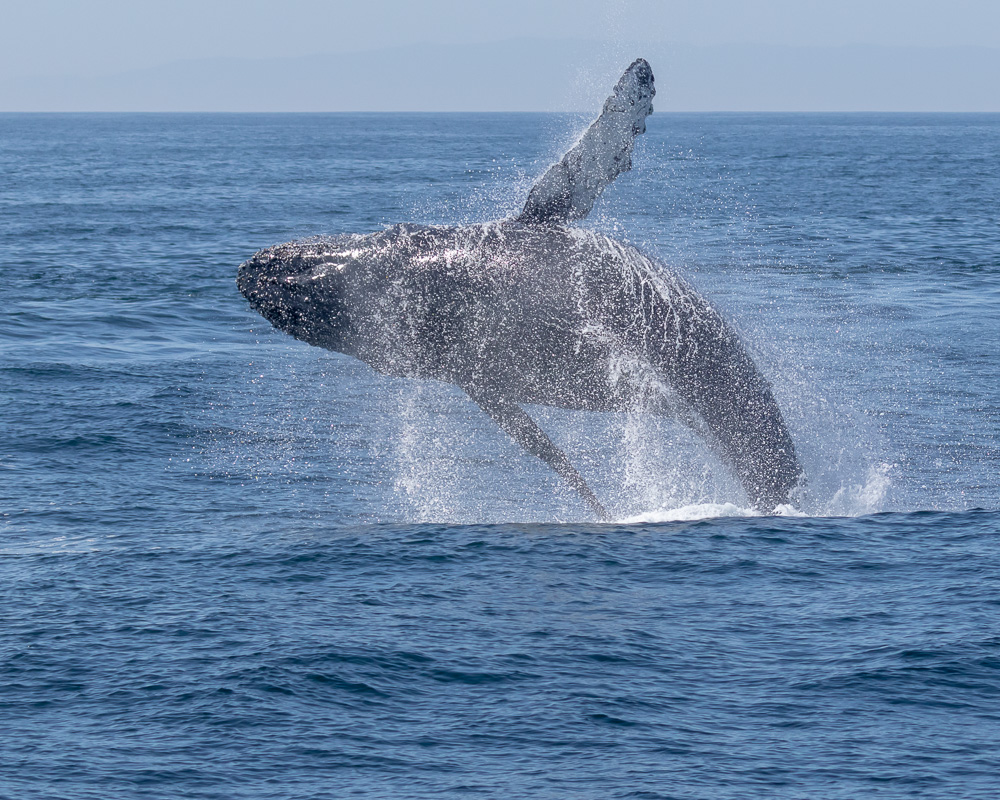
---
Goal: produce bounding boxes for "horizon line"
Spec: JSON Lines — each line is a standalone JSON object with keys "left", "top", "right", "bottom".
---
{"left": 4, "top": 109, "right": 1000, "bottom": 115}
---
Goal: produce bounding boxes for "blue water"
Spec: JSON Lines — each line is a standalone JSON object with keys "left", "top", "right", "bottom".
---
{"left": 2, "top": 112, "right": 1000, "bottom": 798}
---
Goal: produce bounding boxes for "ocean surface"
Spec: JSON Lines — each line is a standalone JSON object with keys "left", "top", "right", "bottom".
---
{"left": 2, "top": 111, "right": 999, "bottom": 798}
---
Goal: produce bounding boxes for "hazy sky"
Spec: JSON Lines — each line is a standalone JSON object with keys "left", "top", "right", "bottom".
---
{"left": 4, "top": 0, "right": 1000, "bottom": 79}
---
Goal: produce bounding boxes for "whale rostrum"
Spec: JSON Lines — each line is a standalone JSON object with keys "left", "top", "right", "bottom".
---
{"left": 238, "top": 59, "right": 803, "bottom": 519}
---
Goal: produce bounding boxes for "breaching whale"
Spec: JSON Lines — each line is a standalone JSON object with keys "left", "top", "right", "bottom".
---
{"left": 238, "top": 59, "right": 803, "bottom": 519}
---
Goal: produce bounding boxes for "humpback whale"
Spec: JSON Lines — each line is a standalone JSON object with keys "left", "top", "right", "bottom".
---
{"left": 238, "top": 59, "right": 803, "bottom": 519}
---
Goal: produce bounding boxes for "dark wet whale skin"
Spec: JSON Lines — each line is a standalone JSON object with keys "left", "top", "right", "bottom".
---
{"left": 238, "top": 221, "right": 802, "bottom": 510}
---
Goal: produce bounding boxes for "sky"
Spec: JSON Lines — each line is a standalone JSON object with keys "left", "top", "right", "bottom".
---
{"left": 2, "top": 0, "right": 999, "bottom": 110}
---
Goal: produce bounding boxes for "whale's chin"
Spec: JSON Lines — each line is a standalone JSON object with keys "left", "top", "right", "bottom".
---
{"left": 237, "top": 245, "right": 355, "bottom": 353}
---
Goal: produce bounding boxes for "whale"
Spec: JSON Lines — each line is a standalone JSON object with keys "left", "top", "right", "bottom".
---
{"left": 238, "top": 59, "right": 803, "bottom": 519}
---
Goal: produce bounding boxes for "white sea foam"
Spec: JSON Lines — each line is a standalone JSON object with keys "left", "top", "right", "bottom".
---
{"left": 612, "top": 465, "right": 894, "bottom": 524}
{"left": 616, "top": 500, "right": 812, "bottom": 524}
{"left": 617, "top": 502, "right": 753, "bottom": 523}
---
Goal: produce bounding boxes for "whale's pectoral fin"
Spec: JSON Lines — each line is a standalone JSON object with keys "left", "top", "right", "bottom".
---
{"left": 516, "top": 58, "right": 655, "bottom": 226}
{"left": 464, "top": 387, "right": 608, "bottom": 521}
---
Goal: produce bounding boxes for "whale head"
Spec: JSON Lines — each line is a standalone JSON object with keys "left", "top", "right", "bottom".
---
{"left": 237, "top": 235, "right": 368, "bottom": 353}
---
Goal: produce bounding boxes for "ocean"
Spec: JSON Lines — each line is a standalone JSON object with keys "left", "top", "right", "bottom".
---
{"left": 1, "top": 111, "right": 999, "bottom": 798}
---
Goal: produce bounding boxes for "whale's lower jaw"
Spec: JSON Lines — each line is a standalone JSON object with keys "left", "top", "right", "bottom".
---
{"left": 237, "top": 239, "right": 359, "bottom": 355}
